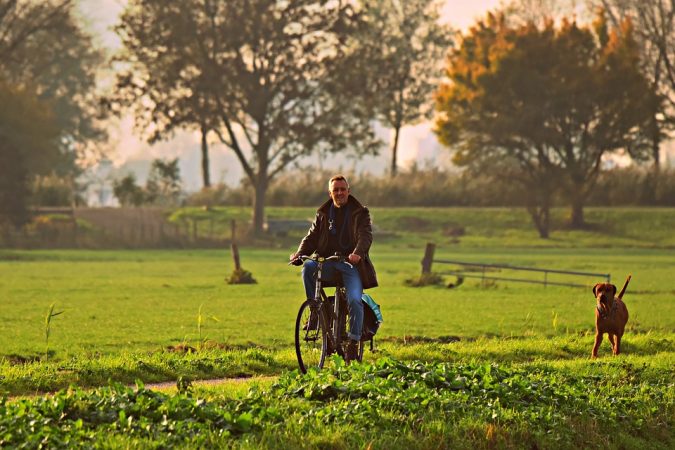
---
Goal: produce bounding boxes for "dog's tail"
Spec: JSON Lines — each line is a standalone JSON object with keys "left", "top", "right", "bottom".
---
{"left": 617, "top": 274, "right": 632, "bottom": 300}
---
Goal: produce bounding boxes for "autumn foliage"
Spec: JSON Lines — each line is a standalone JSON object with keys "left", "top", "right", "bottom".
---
{"left": 435, "top": 12, "right": 653, "bottom": 237}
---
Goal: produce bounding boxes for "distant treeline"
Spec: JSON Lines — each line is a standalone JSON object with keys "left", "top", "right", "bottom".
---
{"left": 186, "top": 167, "right": 675, "bottom": 208}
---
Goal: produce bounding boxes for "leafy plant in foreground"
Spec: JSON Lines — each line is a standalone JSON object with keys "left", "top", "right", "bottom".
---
{"left": 197, "top": 304, "right": 220, "bottom": 350}
{"left": 0, "top": 358, "right": 671, "bottom": 449}
{"left": 44, "top": 303, "right": 64, "bottom": 358}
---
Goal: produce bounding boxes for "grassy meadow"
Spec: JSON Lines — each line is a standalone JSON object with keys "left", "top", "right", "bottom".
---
{"left": 174, "top": 205, "right": 675, "bottom": 248}
{"left": 0, "top": 207, "right": 673, "bottom": 448}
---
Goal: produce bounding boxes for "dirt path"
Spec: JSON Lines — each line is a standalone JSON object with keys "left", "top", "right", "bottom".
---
{"left": 7, "top": 375, "right": 279, "bottom": 401}
{"left": 143, "top": 375, "right": 278, "bottom": 392}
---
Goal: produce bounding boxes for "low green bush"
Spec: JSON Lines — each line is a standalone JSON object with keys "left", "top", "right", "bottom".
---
{"left": 183, "top": 166, "right": 675, "bottom": 208}
{"left": 1, "top": 357, "right": 672, "bottom": 449}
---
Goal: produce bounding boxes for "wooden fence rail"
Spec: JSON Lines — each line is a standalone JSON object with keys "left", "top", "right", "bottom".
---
{"left": 420, "top": 242, "right": 610, "bottom": 288}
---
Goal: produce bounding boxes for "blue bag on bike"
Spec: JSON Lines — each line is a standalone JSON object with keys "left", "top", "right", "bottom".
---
{"left": 361, "top": 293, "right": 383, "bottom": 341}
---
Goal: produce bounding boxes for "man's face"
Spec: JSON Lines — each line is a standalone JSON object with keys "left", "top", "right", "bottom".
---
{"left": 329, "top": 179, "right": 350, "bottom": 207}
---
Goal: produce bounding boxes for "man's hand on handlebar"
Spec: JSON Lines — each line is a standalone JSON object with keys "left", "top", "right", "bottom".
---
{"left": 348, "top": 253, "right": 361, "bottom": 265}
{"left": 288, "top": 252, "right": 303, "bottom": 266}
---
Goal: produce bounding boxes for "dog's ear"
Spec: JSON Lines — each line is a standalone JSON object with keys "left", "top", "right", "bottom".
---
{"left": 592, "top": 283, "right": 601, "bottom": 297}
{"left": 611, "top": 284, "right": 617, "bottom": 298}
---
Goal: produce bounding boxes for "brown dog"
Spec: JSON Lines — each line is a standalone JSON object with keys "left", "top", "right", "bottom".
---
{"left": 591, "top": 275, "right": 630, "bottom": 358}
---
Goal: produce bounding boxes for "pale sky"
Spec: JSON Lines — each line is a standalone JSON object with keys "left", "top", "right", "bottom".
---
{"left": 441, "top": 0, "right": 504, "bottom": 28}
{"left": 96, "top": 0, "right": 671, "bottom": 196}
{"left": 74, "top": 0, "right": 509, "bottom": 190}
{"left": 78, "top": 0, "right": 505, "bottom": 48}
{"left": 74, "top": 0, "right": 674, "bottom": 198}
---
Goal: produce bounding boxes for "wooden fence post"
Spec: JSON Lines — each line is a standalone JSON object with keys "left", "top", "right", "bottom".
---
{"left": 231, "top": 243, "right": 241, "bottom": 271}
{"left": 230, "top": 220, "right": 241, "bottom": 270}
{"left": 421, "top": 242, "right": 436, "bottom": 274}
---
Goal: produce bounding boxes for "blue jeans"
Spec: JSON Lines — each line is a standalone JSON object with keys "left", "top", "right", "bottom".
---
{"left": 302, "top": 260, "right": 363, "bottom": 341}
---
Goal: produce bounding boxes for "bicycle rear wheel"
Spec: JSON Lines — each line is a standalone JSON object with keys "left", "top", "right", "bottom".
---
{"left": 354, "top": 336, "right": 365, "bottom": 362}
{"left": 295, "top": 300, "right": 327, "bottom": 373}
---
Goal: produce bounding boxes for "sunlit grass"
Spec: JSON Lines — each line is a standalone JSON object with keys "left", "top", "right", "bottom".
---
{"left": 1, "top": 330, "right": 672, "bottom": 397}
{"left": 2, "top": 340, "right": 672, "bottom": 449}
{"left": 0, "top": 245, "right": 672, "bottom": 357}
{"left": 0, "top": 207, "right": 672, "bottom": 447}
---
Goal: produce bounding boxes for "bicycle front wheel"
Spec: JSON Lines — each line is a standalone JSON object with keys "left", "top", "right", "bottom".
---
{"left": 295, "top": 300, "right": 327, "bottom": 373}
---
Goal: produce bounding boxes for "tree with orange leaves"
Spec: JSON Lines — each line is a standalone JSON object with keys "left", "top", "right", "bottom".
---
{"left": 435, "top": 12, "right": 653, "bottom": 236}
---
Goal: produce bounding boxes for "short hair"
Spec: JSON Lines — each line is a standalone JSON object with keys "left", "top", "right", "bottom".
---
{"left": 328, "top": 174, "right": 349, "bottom": 190}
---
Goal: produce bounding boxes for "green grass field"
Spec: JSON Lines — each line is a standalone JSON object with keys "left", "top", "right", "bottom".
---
{"left": 0, "top": 207, "right": 673, "bottom": 448}
{"left": 1, "top": 246, "right": 672, "bottom": 356}
{"left": 176, "top": 206, "right": 675, "bottom": 248}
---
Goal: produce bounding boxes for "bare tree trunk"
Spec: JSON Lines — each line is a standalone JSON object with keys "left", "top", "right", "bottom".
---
{"left": 390, "top": 125, "right": 401, "bottom": 177}
{"left": 526, "top": 203, "right": 550, "bottom": 238}
{"left": 651, "top": 112, "right": 661, "bottom": 172}
{"left": 570, "top": 198, "right": 585, "bottom": 228}
{"left": 652, "top": 139, "right": 661, "bottom": 171}
{"left": 252, "top": 177, "right": 268, "bottom": 236}
{"left": 645, "top": 115, "right": 661, "bottom": 204}
{"left": 200, "top": 126, "right": 211, "bottom": 188}
{"left": 519, "top": 171, "right": 553, "bottom": 237}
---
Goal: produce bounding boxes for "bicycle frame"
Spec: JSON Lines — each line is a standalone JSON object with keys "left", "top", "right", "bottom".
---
{"left": 302, "top": 254, "right": 350, "bottom": 355}
{"left": 293, "top": 254, "right": 367, "bottom": 372}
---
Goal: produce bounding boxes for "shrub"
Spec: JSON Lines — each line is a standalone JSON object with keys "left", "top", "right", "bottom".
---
{"left": 227, "top": 268, "right": 257, "bottom": 284}
{"left": 404, "top": 272, "right": 445, "bottom": 287}
{"left": 32, "top": 174, "right": 82, "bottom": 207}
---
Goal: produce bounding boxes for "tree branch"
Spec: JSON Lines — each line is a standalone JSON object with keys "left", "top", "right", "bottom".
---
{"left": 234, "top": 114, "right": 257, "bottom": 150}
{"left": 268, "top": 153, "right": 294, "bottom": 182}
{"left": 0, "top": 0, "right": 71, "bottom": 61}
{"left": 212, "top": 93, "right": 256, "bottom": 184}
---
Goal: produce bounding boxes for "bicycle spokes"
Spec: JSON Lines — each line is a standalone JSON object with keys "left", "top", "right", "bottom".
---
{"left": 295, "top": 300, "right": 326, "bottom": 373}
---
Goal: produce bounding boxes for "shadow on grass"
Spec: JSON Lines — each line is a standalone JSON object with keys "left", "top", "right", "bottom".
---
{"left": 1, "top": 347, "right": 293, "bottom": 397}
{"left": 379, "top": 335, "right": 463, "bottom": 344}
{"left": 380, "top": 332, "right": 673, "bottom": 365}
{"left": 2, "top": 333, "right": 672, "bottom": 397}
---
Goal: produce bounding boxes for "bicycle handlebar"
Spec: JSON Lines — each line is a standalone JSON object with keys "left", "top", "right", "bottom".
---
{"left": 288, "top": 254, "right": 353, "bottom": 268}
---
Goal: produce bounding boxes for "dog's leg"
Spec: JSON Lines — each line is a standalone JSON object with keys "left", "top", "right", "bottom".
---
{"left": 592, "top": 332, "right": 603, "bottom": 358}
{"left": 607, "top": 333, "right": 616, "bottom": 354}
{"left": 614, "top": 335, "right": 621, "bottom": 355}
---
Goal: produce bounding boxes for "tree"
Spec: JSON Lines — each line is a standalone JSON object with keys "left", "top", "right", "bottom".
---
{"left": 0, "top": 80, "right": 60, "bottom": 227}
{"left": 146, "top": 158, "right": 182, "bottom": 206}
{"left": 112, "top": 174, "right": 145, "bottom": 207}
{"left": 598, "top": 0, "right": 675, "bottom": 171}
{"left": 0, "top": 0, "right": 106, "bottom": 224}
{"left": 112, "top": 159, "right": 183, "bottom": 207}
{"left": 0, "top": 0, "right": 106, "bottom": 169}
{"left": 435, "top": 12, "right": 653, "bottom": 234}
{"left": 107, "top": 35, "right": 219, "bottom": 189}
{"left": 112, "top": 0, "right": 380, "bottom": 234}
{"left": 353, "top": 0, "right": 452, "bottom": 176}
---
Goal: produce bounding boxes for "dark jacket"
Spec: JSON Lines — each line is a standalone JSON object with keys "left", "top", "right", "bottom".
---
{"left": 296, "top": 195, "right": 378, "bottom": 289}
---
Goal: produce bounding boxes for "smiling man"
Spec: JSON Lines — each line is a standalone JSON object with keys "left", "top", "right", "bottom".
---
{"left": 289, "top": 174, "right": 378, "bottom": 362}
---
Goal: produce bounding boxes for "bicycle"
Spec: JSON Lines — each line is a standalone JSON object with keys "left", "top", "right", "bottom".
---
{"left": 291, "top": 254, "right": 365, "bottom": 373}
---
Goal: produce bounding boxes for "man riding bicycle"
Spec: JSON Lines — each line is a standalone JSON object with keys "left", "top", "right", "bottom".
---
{"left": 289, "top": 175, "right": 378, "bottom": 362}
